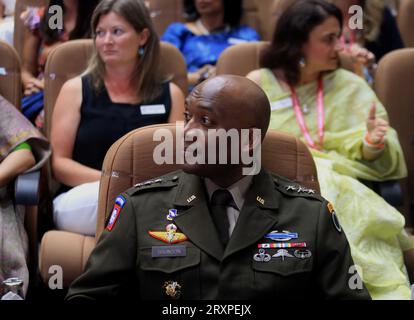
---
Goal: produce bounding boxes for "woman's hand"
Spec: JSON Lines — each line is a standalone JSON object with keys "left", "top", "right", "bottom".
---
{"left": 23, "top": 78, "right": 44, "bottom": 96}
{"left": 366, "top": 103, "right": 388, "bottom": 144}
{"left": 188, "top": 64, "right": 216, "bottom": 86}
{"left": 348, "top": 44, "right": 375, "bottom": 67}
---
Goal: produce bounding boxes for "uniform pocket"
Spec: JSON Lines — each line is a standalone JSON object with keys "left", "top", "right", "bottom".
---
{"left": 252, "top": 255, "right": 313, "bottom": 276}
{"left": 138, "top": 246, "right": 201, "bottom": 299}
{"left": 251, "top": 249, "right": 313, "bottom": 298}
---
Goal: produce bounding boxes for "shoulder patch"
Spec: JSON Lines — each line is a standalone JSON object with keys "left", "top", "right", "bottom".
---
{"left": 327, "top": 202, "right": 342, "bottom": 233}
{"left": 106, "top": 195, "right": 127, "bottom": 231}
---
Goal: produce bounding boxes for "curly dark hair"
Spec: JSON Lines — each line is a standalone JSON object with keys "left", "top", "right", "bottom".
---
{"left": 40, "top": 0, "right": 101, "bottom": 45}
{"left": 183, "top": 0, "right": 243, "bottom": 28}
{"left": 260, "top": 0, "right": 343, "bottom": 86}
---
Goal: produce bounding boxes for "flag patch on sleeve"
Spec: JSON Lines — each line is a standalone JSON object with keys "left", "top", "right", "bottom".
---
{"left": 106, "top": 195, "right": 127, "bottom": 231}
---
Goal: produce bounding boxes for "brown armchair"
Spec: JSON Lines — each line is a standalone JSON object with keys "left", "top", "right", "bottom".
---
{"left": 39, "top": 122, "right": 319, "bottom": 288}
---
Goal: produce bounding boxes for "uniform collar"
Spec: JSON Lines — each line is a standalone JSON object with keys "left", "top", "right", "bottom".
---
{"left": 203, "top": 175, "right": 254, "bottom": 211}
{"left": 172, "top": 169, "right": 281, "bottom": 261}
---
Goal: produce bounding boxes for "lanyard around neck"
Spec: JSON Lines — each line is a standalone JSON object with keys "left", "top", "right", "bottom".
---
{"left": 289, "top": 76, "right": 325, "bottom": 150}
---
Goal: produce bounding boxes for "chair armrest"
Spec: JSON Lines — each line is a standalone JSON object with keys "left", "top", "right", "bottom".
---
{"left": 14, "top": 170, "right": 41, "bottom": 205}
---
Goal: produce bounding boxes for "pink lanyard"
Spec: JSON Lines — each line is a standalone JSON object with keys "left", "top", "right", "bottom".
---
{"left": 289, "top": 76, "right": 325, "bottom": 150}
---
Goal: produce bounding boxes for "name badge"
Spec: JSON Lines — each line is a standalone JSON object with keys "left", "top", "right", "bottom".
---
{"left": 270, "top": 97, "right": 292, "bottom": 111}
{"left": 152, "top": 245, "right": 187, "bottom": 258}
{"left": 228, "top": 37, "right": 247, "bottom": 45}
{"left": 140, "top": 104, "right": 166, "bottom": 115}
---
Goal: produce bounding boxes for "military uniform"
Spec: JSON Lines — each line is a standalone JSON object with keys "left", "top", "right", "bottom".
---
{"left": 66, "top": 169, "right": 371, "bottom": 300}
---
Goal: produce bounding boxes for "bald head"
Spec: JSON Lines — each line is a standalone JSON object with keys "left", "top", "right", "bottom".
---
{"left": 190, "top": 75, "right": 271, "bottom": 135}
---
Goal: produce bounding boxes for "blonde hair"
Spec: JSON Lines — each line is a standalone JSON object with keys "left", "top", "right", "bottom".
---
{"left": 363, "top": 0, "right": 384, "bottom": 42}
{"left": 328, "top": 0, "right": 384, "bottom": 42}
{"left": 86, "top": 0, "right": 162, "bottom": 103}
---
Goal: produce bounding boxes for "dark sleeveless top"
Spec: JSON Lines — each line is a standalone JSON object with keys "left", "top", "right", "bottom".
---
{"left": 72, "top": 74, "right": 171, "bottom": 171}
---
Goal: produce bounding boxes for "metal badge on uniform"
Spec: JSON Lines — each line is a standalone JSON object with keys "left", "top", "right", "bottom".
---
{"left": 148, "top": 231, "right": 188, "bottom": 244}
{"left": 163, "top": 281, "right": 181, "bottom": 299}
{"left": 253, "top": 249, "right": 271, "bottom": 262}
{"left": 152, "top": 245, "right": 186, "bottom": 258}
{"left": 272, "top": 249, "right": 294, "bottom": 261}
{"left": 294, "top": 249, "right": 312, "bottom": 259}
{"left": 327, "top": 202, "right": 342, "bottom": 233}
{"left": 140, "top": 104, "right": 166, "bottom": 115}
{"left": 265, "top": 230, "right": 298, "bottom": 242}
{"left": 106, "top": 195, "right": 127, "bottom": 231}
{"left": 167, "top": 209, "right": 178, "bottom": 221}
{"left": 256, "top": 196, "right": 265, "bottom": 205}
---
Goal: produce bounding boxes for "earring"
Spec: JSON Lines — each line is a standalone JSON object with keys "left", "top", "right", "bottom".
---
{"left": 138, "top": 47, "right": 145, "bottom": 57}
{"left": 299, "top": 58, "right": 306, "bottom": 68}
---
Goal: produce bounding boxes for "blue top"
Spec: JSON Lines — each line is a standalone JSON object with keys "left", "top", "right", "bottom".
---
{"left": 161, "top": 23, "right": 260, "bottom": 72}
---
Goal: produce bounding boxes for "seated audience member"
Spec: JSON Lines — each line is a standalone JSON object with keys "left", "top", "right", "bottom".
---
{"left": 66, "top": 75, "right": 370, "bottom": 300}
{"left": 0, "top": 0, "right": 15, "bottom": 45}
{"left": 331, "top": 0, "right": 404, "bottom": 61}
{"left": 328, "top": 0, "right": 404, "bottom": 83}
{"left": 247, "top": 0, "right": 413, "bottom": 300}
{"left": 0, "top": 95, "right": 51, "bottom": 298}
{"left": 20, "top": 0, "right": 100, "bottom": 128}
{"left": 161, "top": 0, "right": 260, "bottom": 87}
{"left": 51, "top": 0, "right": 185, "bottom": 237}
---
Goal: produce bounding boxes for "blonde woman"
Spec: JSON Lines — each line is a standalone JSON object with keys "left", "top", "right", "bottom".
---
{"left": 329, "top": 0, "right": 404, "bottom": 81}
{"left": 51, "top": 0, "right": 185, "bottom": 236}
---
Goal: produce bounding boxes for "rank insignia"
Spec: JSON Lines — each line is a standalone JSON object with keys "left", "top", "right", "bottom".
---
{"left": 148, "top": 231, "right": 188, "bottom": 244}
{"left": 106, "top": 195, "right": 126, "bottom": 231}
{"left": 163, "top": 281, "right": 181, "bottom": 299}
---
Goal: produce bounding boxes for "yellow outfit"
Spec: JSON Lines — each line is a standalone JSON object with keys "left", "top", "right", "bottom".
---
{"left": 258, "top": 68, "right": 412, "bottom": 300}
